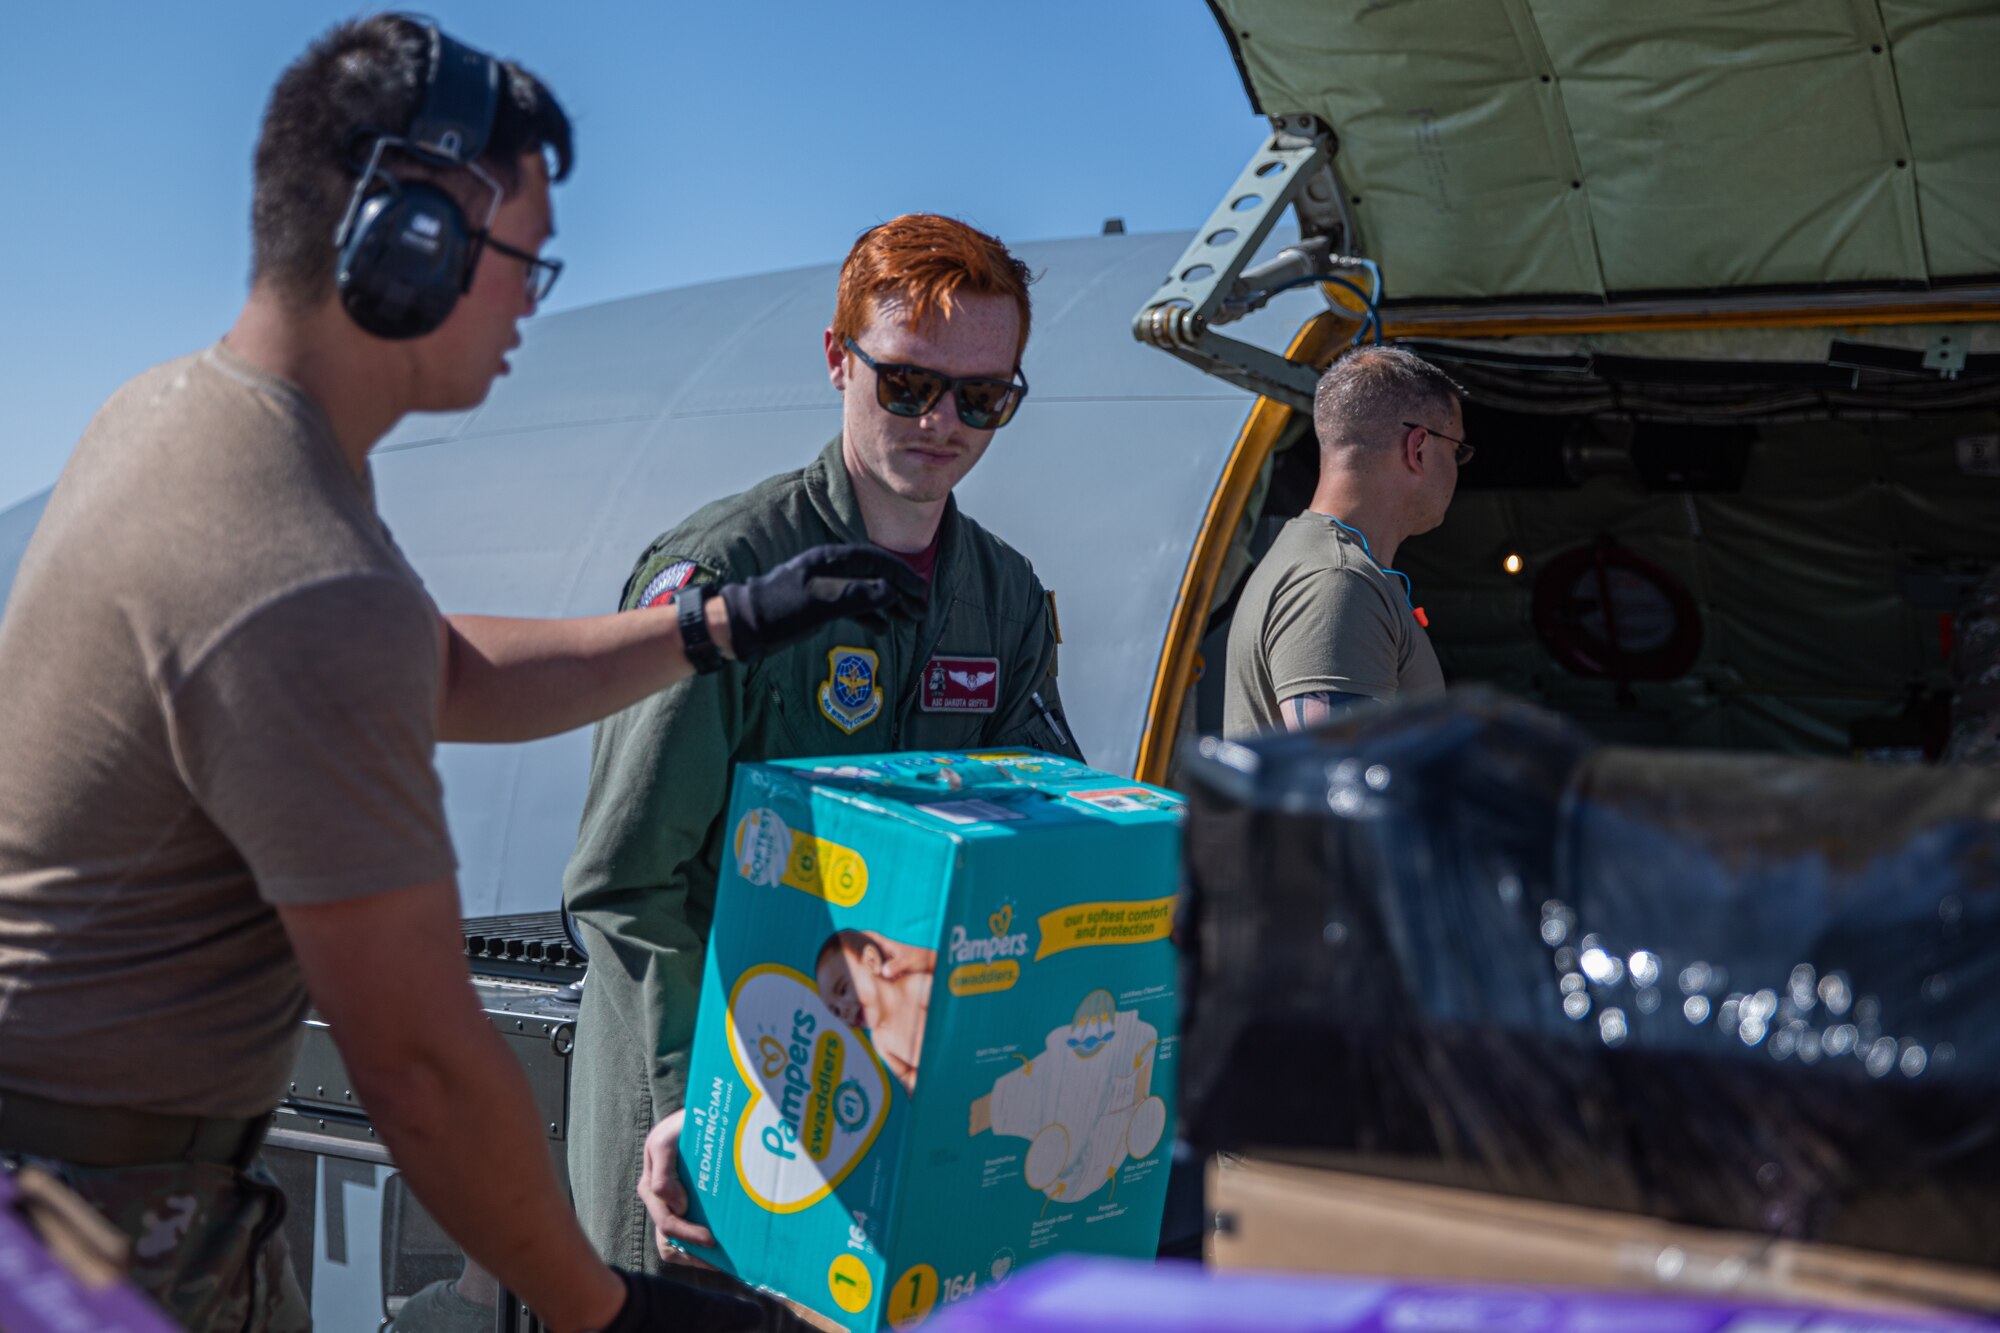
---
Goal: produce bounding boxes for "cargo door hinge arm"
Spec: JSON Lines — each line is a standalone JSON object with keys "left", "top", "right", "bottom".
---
{"left": 1131, "top": 114, "right": 1360, "bottom": 412}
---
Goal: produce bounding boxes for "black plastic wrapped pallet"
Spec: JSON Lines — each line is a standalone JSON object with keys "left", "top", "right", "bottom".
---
{"left": 1178, "top": 690, "right": 2000, "bottom": 1268}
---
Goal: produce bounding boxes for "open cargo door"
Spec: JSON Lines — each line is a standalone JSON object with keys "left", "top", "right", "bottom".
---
{"left": 1131, "top": 0, "right": 2000, "bottom": 772}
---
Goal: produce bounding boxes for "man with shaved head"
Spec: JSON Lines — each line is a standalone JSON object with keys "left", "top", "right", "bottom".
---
{"left": 1223, "top": 346, "right": 1468, "bottom": 736}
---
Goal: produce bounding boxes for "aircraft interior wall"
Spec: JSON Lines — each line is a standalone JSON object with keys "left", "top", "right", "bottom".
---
{"left": 1193, "top": 381, "right": 2000, "bottom": 760}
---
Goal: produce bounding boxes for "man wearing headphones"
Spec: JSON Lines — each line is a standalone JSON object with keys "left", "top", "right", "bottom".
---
{"left": 0, "top": 17, "right": 917, "bottom": 1333}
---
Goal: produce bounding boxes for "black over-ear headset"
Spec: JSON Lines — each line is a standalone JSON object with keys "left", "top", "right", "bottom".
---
{"left": 334, "top": 21, "right": 503, "bottom": 339}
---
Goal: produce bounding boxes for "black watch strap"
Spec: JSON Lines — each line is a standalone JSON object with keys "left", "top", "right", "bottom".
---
{"left": 673, "top": 584, "right": 726, "bottom": 674}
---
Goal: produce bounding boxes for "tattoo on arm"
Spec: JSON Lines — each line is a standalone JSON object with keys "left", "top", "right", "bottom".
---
{"left": 1281, "top": 691, "right": 1369, "bottom": 732}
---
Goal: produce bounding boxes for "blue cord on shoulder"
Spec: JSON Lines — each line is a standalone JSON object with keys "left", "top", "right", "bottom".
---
{"left": 1316, "top": 512, "right": 1418, "bottom": 616}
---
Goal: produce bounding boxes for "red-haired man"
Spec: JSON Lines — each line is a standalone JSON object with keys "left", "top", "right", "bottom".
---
{"left": 563, "top": 215, "right": 1082, "bottom": 1280}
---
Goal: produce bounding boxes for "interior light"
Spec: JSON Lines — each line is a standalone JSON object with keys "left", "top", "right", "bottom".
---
{"left": 1503, "top": 552, "right": 1525, "bottom": 576}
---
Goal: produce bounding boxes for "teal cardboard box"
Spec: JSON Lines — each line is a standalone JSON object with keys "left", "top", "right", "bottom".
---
{"left": 678, "top": 749, "right": 1183, "bottom": 1330}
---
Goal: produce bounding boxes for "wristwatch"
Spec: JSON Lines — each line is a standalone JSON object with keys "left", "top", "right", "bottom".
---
{"left": 673, "top": 584, "right": 727, "bottom": 674}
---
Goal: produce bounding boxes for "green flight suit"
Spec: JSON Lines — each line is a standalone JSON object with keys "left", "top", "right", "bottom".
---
{"left": 563, "top": 438, "right": 1081, "bottom": 1272}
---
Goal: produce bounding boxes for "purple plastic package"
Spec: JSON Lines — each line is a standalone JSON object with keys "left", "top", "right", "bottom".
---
{"left": 0, "top": 1169, "right": 181, "bottom": 1333}
{"left": 931, "top": 1258, "right": 1997, "bottom": 1333}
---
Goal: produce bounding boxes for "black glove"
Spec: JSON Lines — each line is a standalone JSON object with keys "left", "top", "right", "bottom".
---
{"left": 599, "top": 1268, "right": 763, "bottom": 1333}
{"left": 718, "top": 543, "right": 928, "bottom": 662}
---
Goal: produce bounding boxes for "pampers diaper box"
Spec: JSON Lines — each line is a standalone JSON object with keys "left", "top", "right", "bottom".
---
{"left": 676, "top": 749, "right": 1183, "bottom": 1331}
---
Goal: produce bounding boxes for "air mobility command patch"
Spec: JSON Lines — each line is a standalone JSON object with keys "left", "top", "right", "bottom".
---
{"left": 819, "top": 647, "right": 882, "bottom": 734}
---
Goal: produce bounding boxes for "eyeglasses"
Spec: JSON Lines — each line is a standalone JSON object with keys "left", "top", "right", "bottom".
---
{"left": 1403, "top": 420, "right": 1474, "bottom": 467}
{"left": 477, "top": 232, "right": 563, "bottom": 304}
{"left": 843, "top": 337, "right": 1029, "bottom": 430}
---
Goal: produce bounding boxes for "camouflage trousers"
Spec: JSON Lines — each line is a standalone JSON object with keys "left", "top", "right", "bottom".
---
{"left": 10, "top": 1153, "right": 311, "bottom": 1333}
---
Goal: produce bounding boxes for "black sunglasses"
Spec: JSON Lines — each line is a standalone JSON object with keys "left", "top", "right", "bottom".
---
{"left": 476, "top": 232, "right": 563, "bottom": 304}
{"left": 843, "top": 337, "right": 1029, "bottom": 430}
{"left": 1404, "top": 420, "right": 1474, "bottom": 467}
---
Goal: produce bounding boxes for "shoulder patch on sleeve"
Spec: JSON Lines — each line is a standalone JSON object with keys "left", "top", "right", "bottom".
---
{"left": 627, "top": 558, "right": 713, "bottom": 611}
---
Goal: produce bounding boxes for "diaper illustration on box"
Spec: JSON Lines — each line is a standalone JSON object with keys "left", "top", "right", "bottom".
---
{"left": 969, "top": 989, "right": 1168, "bottom": 1205}
{"left": 727, "top": 965, "right": 892, "bottom": 1213}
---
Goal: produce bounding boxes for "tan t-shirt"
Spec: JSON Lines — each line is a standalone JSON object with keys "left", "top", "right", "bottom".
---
{"left": 1223, "top": 513, "right": 1445, "bottom": 738}
{"left": 0, "top": 345, "right": 455, "bottom": 1118}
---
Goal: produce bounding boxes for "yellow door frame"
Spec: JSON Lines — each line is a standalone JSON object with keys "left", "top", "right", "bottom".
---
{"left": 1134, "top": 311, "right": 1351, "bottom": 784}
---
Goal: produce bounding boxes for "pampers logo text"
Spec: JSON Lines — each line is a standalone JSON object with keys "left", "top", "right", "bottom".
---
{"left": 945, "top": 908, "right": 1032, "bottom": 997}
{"left": 727, "top": 966, "right": 889, "bottom": 1214}
{"left": 949, "top": 923, "right": 1029, "bottom": 965}
{"left": 758, "top": 1008, "right": 818, "bottom": 1162}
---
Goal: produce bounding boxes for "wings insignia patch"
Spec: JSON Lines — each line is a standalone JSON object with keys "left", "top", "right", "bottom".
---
{"left": 921, "top": 655, "right": 1000, "bottom": 714}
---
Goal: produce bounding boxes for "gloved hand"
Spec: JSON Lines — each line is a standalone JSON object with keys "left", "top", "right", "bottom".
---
{"left": 598, "top": 1268, "right": 762, "bottom": 1333}
{"left": 718, "top": 544, "right": 927, "bottom": 662}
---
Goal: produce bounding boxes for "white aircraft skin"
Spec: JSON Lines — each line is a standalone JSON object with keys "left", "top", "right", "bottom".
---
{"left": 0, "top": 231, "right": 1305, "bottom": 919}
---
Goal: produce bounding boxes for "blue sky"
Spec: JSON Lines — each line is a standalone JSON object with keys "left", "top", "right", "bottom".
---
{"left": 0, "top": 3, "right": 1262, "bottom": 513}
